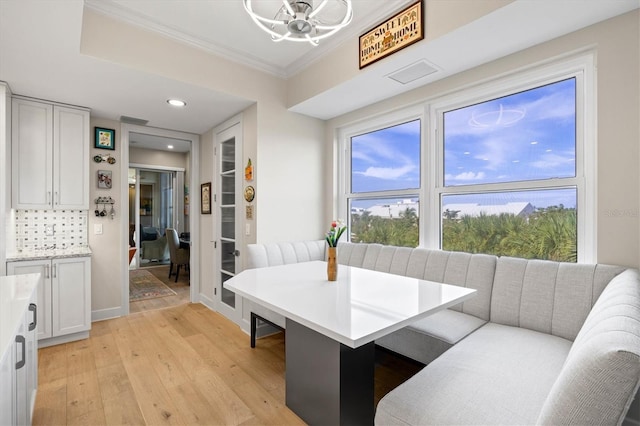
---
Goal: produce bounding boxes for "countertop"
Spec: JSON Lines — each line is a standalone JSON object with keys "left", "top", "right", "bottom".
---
{"left": 0, "top": 273, "right": 39, "bottom": 360}
{"left": 6, "top": 246, "right": 93, "bottom": 261}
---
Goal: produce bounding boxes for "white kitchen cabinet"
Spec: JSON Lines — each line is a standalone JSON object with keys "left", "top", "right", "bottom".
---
{"left": 7, "top": 256, "right": 91, "bottom": 346}
{"left": 0, "top": 274, "right": 38, "bottom": 426}
{"left": 12, "top": 97, "right": 89, "bottom": 210}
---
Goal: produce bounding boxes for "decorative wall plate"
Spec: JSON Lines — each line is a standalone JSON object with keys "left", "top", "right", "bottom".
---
{"left": 244, "top": 185, "right": 255, "bottom": 202}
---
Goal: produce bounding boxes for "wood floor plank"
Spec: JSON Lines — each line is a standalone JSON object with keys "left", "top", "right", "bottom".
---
{"left": 120, "top": 354, "right": 186, "bottom": 425}
{"left": 31, "top": 379, "right": 67, "bottom": 426}
{"left": 96, "top": 362, "right": 146, "bottom": 425}
{"left": 37, "top": 344, "right": 68, "bottom": 383}
{"left": 66, "top": 371, "right": 106, "bottom": 425}
{"left": 91, "top": 330, "right": 123, "bottom": 370}
{"left": 158, "top": 304, "right": 201, "bottom": 338}
{"left": 66, "top": 339, "right": 96, "bottom": 377}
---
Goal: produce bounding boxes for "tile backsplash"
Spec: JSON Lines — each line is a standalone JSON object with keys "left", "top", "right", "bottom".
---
{"left": 13, "top": 210, "right": 88, "bottom": 251}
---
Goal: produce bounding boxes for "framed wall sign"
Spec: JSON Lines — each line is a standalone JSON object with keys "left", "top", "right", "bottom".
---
{"left": 201, "top": 182, "right": 211, "bottom": 214}
{"left": 359, "top": 1, "right": 424, "bottom": 69}
{"left": 95, "top": 127, "right": 115, "bottom": 150}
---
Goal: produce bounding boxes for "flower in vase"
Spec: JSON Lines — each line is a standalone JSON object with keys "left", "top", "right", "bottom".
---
{"left": 326, "top": 220, "right": 347, "bottom": 247}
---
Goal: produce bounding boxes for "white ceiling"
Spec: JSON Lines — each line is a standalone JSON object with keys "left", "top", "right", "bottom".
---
{"left": 1, "top": 0, "right": 638, "bottom": 153}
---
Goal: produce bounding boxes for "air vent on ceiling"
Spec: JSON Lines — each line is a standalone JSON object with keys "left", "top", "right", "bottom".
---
{"left": 120, "top": 116, "right": 149, "bottom": 126}
{"left": 387, "top": 60, "right": 438, "bottom": 85}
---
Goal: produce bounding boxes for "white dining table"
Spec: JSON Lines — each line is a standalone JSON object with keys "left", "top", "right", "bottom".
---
{"left": 226, "top": 260, "right": 476, "bottom": 425}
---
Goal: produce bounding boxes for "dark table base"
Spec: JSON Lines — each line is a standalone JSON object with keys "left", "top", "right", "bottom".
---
{"left": 285, "top": 318, "right": 375, "bottom": 425}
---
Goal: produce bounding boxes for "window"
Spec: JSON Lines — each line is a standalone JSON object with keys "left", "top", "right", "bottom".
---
{"left": 339, "top": 55, "right": 594, "bottom": 262}
{"left": 432, "top": 56, "right": 594, "bottom": 262}
{"left": 340, "top": 113, "right": 422, "bottom": 247}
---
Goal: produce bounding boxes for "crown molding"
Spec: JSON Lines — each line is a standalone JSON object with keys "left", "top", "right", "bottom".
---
{"left": 84, "top": 0, "right": 416, "bottom": 80}
{"left": 84, "top": 0, "right": 288, "bottom": 78}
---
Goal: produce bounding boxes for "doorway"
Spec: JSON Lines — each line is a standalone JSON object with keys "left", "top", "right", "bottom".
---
{"left": 120, "top": 125, "right": 200, "bottom": 317}
{"left": 129, "top": 168, "right": 183, "bottom": 269}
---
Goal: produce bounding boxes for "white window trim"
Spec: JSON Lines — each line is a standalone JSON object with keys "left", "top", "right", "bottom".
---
{"left": 338, "top": 105, "right": 426, "bottom": 241}
{"left": 428, "top": 53, "right": 596, "bottom": 262}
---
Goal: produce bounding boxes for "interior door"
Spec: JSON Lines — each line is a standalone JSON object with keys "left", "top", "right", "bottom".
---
{"left": 216, "top": 123, "right": 242, "bottom": 323}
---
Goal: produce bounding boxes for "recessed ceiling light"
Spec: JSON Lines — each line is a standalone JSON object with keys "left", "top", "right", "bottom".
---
{"left": 167, "top": 145, "right": 174, "bottom": 149}
{"left": 167, "top": 99, "right": 186, "bottom": 107}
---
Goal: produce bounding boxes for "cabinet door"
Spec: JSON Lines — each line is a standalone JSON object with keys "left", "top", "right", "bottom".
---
{"left": 53, "top": 106, "right": 89, "bottom": 210}
{"left": 11, "top": 98, "right": 53, "bottom": 209}
{"left": 0, "top": 348, "right": 13, "bottom": 426}
{"left": 52, "top": 257, "right": 91, "bottom": 336}
{"left": 25, "top": 292, "right": 38, "bottom": 423}
{"left": 13, "top": 320, "right": 27, "bottom": 426}
{"left": 7, "top": 260, "right": 52, "bottom": 340}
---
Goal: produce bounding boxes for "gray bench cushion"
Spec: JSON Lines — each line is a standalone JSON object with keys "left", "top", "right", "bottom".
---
{"left": 376, "top": 309, "right": 486, "bottom": 365}
{"left": 375, "top": 323, "right": 572, "bottom": 425}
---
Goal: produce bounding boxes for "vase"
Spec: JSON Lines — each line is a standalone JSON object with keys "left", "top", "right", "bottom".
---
{"left": 327, "top": 246, "right": 338, "bottom": 281}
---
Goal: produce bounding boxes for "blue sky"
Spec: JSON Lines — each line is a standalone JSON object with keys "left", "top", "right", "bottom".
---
{"left": 351, "top": 119, "right": 421, "bottom": 193}
{"left": 444, "top": 78, "right": 576, "bottom": 187}
{"left": 350, "top": 78, "right": 577, "bottom": 210}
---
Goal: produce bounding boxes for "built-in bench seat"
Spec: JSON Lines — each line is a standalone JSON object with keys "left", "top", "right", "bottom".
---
{"left": 244, "top": 240, "right": 640, "bottom": 424}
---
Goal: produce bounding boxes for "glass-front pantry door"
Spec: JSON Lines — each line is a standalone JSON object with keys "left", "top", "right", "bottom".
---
{"left": 216, "top": 123, "right": 242, "bottom": 322}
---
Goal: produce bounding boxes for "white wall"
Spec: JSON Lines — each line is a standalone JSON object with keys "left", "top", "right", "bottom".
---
{"left": 89, "top": 117, "right": 123, "bottom": 320}
{"left": 326, "top": 10, "right": 640, "bottom": 269}
{"left": 255, "top": 101, "right": 326, "bottom": 243}
{"left": 198, "top": 127, "right": 215, "bottom": 309}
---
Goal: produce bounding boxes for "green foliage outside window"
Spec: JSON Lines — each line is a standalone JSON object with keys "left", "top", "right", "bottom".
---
{"left": 350, "top": 206, "right": 576, "bottom": 262}
{"left": 443, "top": 206, "right": 577, "bottom": 262}
{"left": 350, "top": 208, "right": 419, "bottom": 248}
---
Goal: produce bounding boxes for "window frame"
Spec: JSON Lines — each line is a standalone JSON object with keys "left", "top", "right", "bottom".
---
{"left": 338, "top": 105, "right": 426, "bottom": 245}
{"left": 428, "top": 54, "right": 595, "bottom": 262}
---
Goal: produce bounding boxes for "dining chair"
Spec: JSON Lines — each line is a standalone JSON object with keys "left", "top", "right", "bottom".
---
{"left": 166, "top": 228, "right": 190, "bottom": 282}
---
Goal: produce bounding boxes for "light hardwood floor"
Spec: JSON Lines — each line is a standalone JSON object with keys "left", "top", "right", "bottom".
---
{"left": 33, "top": 303, "right": 422, "bottom": 425}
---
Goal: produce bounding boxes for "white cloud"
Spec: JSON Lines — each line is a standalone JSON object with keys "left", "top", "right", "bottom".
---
{"left": 357, "top": 165, "right": 415, "bottom": 180}
{"left": 531, "top": 153, "right": 575, "bottom": 169}
{"left": 445, "top": 171, "right": 486, "bottom": 181}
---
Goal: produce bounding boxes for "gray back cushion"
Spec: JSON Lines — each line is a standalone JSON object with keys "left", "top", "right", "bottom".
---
{"left": 245, "top": 240, "right": 325, "bottom": 269}
{"left": 537, "top": 269, "right": 640, "bottom": 424}
{"left": 338, "top": 243, "right": 496, "bottom": 321}
{"left": 491, "top": 257, "right": 626, "bottom": 341}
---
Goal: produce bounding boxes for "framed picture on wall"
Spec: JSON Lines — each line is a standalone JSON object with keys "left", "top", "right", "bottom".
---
{"left": 97, "top": 170, "right": 112, "bottom": 189}
{"left": 95, "top": 127, "right": 115, "bottom": 150}
{"left": 201, "top": 182, "right": 211, "bottom": 214}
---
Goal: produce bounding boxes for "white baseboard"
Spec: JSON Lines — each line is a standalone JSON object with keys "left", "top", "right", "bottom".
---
{"left": 38, "top": 331, "right": 90, "bottom": 348}
{"left": 199, "top": 294, "right": 216, "bottom": 311}
{"left": 92, "top": 306, "right": 122, "bottom": 322}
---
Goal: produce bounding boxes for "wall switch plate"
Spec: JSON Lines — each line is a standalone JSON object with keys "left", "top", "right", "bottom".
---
{"left": 94, "top": 224, "right": 103, "bottom": 235}
{"left": 245, "top": 223, "right": 251, "bottom": 236}
{"left": 44, "top": 224, "right": 55, "bottom": 236}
